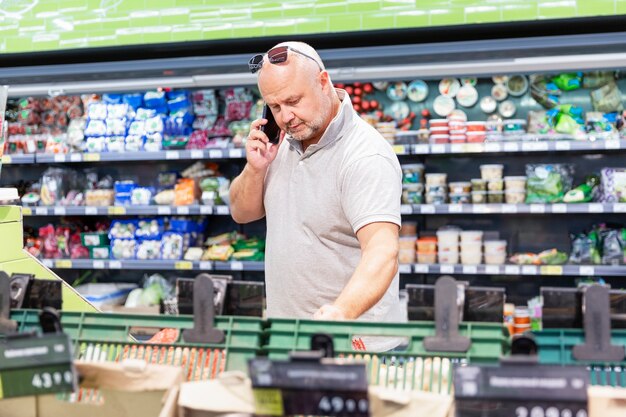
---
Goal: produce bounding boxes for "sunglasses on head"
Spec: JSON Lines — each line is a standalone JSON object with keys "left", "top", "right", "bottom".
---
{"left": 248, "top": 46, "right": 323, "bottom": 74}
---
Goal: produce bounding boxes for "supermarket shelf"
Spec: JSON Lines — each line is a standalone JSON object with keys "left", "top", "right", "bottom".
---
{"left": 410, "top": 263, "right": 623, "bottom": 276}
{"left": 21, "top": 205, "right": 231, "bottom": 216}
{"left": 400, "top": 203, "right": 626, "bottom": 215}
{"left": 34, "top": 148, "right": 245, "bottom": 163}
{"left": 40, "top": 258, "right": 250, "bottom": 272}
{"left": 410, "top": 139, "right": 626, "bottom": 155}
{"left": 2, "top": 154, "right": 36, "bottom": 165}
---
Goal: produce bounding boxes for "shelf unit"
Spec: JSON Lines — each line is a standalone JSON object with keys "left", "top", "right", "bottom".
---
{"left": 21, "top": 205, "right": 231, "bottom": 216}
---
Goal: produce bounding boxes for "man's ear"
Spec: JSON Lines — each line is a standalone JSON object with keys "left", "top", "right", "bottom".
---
{"left": 319, "top": 70, "right": 331, "bottom": 91}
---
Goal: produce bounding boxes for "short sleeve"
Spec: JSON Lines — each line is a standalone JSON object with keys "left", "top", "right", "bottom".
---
{"left": 340, "top": 154, "right": 402, "bottom": 233}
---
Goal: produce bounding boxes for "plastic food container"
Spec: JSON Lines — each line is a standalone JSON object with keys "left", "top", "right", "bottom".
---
{"left": 504, "top": 176, "right": 527, "bottom": 191}
{"left": 503, "top": 119, "right": 526, "bottom": 132}
{"left": 484, "top": 252, "right": 507, "bottom": 265}
{"left": 487, "top": 191, "right": 504, "bottom": 203}
{"left": 402, "top": 164, "right": 425, "bottom": 183}
{"left": 471, "top": 179, "right": 487, "bottom": 192}
{"left": 400, "top": 222, "right": 418, "bottom": 236}
{"left": 429, "top": 119, "right": 449, "bottom": 128}
{"left": 461, "top": 230, "right": 484, "bottom": 243}
{"left": 417, "top": 252, "right": 437, "bottom": 264}
{"left": 449, "top": 193, "right": 470, "bottom": 204}
{"left": 426, "top": 193, "right": 447, "bottom": 205}
{"left": 449, "top": 135, "right": 466, "bottom": 143}
{"left": 460, "top": 244, "right": 482, "bottom": 256}
{"left": 471, "top": 191, "right": 487, "bottom": 204}
{"left": 399, "top": 236, "right": 417, "bottom": 250}
{"left": 437, "top": 229, "right": 460, "bottom": 246}
{"left": 484, "top": 240, "right": 507, "bottom": 254}
{"left": 448, "top": 121, "right": 466, "bottom": 131}
{"left": 466, "top": 131, "right": 486, "bottom": 143}
{"left": 480, "top": 164, "right": 504, "bottom": 181}
{"left": 403, "top": 183, "right": 424, "bottom": 193}
{"left": 466, "top": 121, "right": 486, "bottom": 132}
{"left": 402, "top": 190, "right": 423, "bottom": 204}
{"left": 488, "top": 179, "right": 504, "bottom": 192}
{"left": 505, "top": 190, "right": 526, "bottom": 204}
{"left": 449, "top": 182, "right": 472, "bottom": 194}
{"left": 399, "top": 249, "right": 416, "bottom": 264}
{"left": 438, "top": 251, "right": 459, "bottom": 265}
{"left": 461, "top": 251, "right": 482, "bottom": 265}
{"left": 425, "top": 185, "right": 447, "bottom": 195}
{"left": 449, "top": 129, "right": 467, "bottom": 135}
{"left": 425, "top": 173, "right": 448, "bottom": 186}
{"left": 429, "top": 134, "right": 450, "bottom": 144}
{"left": 417, "top": 237, "right": 437, "bottom": 252}
{"left": 430, "top": 126, "right": 449, "bottom": 134}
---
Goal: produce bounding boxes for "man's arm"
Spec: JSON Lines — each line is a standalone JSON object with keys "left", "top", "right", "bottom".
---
{"left": 314, "top": 221, "right": 399, "bottom": 320}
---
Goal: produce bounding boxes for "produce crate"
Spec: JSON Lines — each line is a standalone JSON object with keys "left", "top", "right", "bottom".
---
{"left": 264, "top": 319, "right": 510, "bottom": 393}
{"left": 9, "top": 309, "right": 264, "bottom": 381}
{"left": 533, "top": 328, "right": 626, "bottom": 387}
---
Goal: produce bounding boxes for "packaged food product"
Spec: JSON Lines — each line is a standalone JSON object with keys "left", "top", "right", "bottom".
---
{"left": 184, "top": 247, "right": 204, "bottom": 261}
{"left": 436, "top": 228, "right": 459, "bottom": 246}
{"left": 480, "top": 96, "right": 497, "bottom": 114}
{"left": 525, "top": 164, "right": 574, "bottom": 203}
{"left": 449, "top": 182, "right": 472, "bottom": 194}
{"left": 471, "top": 191, "right": 487, "bottom": 204}
{"left": 401, "top": 164, "right": 425, "bottom": 184}
{"left": 136, "top": 239, "right": 161, "bottom": 260}
{"left": 425, "top": 193, "right": 447, "bottom": 205}
{"left": 425, "top": 185, "right": 447, "bottom": 194}
{"left": 449, "top": 135, "right": 466, "bottom": 143}
{"left": 135, "top": 219, "right": 163, "bottom": 239}
{"left": 471, "top": 179, "right": 487, "bottom": 192}
{"left": 111, "top": 238, "right": 136, "bottom": 260}
{"left": 487, "top": 191, "right": 504, "bottom": 203}
{"left": 466, "top": 121, "right": 486, "bottom": 132}
{"left": 429, "top": 134, "right": 449, "bottom": 144}
{"left": 174, "top": 178, "right": 197, "bottom": 206}
{"left": 90, "top": 246, "right": 110, "bottom": 260}
{"left": 417, "top": 237, "right": 437, "bottom": 252}
{"left": 484, "top": 240, "right": 507, "bottom": 254}
{"left": 400, "top": 222, "right": 418, "bottom": 236}
{"left": 399, "top": 249, "right": 416, "bottom": 264}
{"left": 402, "top": 189, "right": 423, "bottom": 204}
{"left": 504, "top": 176, "right": 527, "bottom": 191}
{"left": 109, "top": 220, "right": 137, "bottom": 239}
{"left": 503, "top": 119, "right": 526, "bottom": 133}
{"left": 449, "top": 193, "right": 470, "bottom": 204}
{"left": 505, "top": 190, "right": 526, "bottom": 204}
{"left": 460, "top": 230, "right": 483, "bottom": 243}
{"left": 448, "top": 120, "right": 465, "bottom": 131}
{"left": 161, "top": 232, "right": 184, "bottom": 260}
{"left": 461, "top": 251, "right": 482, "bottom": 265}
{"left": 429, "top": 119, "right": 449, "bottom": 128}
{"left": 425, "top": 173, "right": 448, "bottom": 186}
{"left": 466, "top": 131, "right": 486, "bottom": 143}
{"left": 85, "top": 189, "right": 114, "bottom": 206}
{"left": 417, "top": 252, "right": 437, "bottom": 264}
{"left": 81, "top": 232, "right": 109, "bottom": 247}
{"left": 480, "top": 164, "right": 504, "bottom": 181}
{"left": 600, "top": 168, "right": 626, "bottom": 203}
{"left": 438, "top": 251, "right": 459, "bottom": 264}
{"left": 485, "top": 252, "right": 507, "bottom": 265}
{"left": 488, "top": 179, "right": 504, "bottom": 192}
{"left": 399, "top": 236, "right": 417, "bottom": 250}
{"left": 429, "top": 126, "right": 449, "bottom": 134}
{"left": 433, "top": 95, "right": 455, "bottom": 117}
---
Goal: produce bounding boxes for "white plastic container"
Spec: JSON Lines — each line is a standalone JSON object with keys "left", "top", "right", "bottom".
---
{"left": 480, "top": 164, "right": 504, "bottom": 181}
{"left": 75, "top": 283, "right": 138, "bottom": 308}
{"left": 504, "top": 176, "right": 527, "bottom": 191}
{"left": 461, "top": 230, "right": 484, "bottom": 243}
{"left": 425, "top": 173, "right": 448, "bottom": 186}
{"left": 461, "top": 251, "right": 482, "bottom": 265}
{"left": 437, "top": 229, "right": 460, "bottom": 246}
{"left": 399, "top": 236, "right": 417, "bottom": 250}
{"left": 505, "top": 190, "right": 526, "bottom": 204}
{"left": 399, "top": 248, "right": 416, "bottom": 264}
{"left": 484, "top": 252, "right": 507, "bottom": 265}
{"left": 438, "top": 243, "right": 460, "bottom": 253}
{"left": 484, "top": 240, "right": 508, "bottom": 254}
{"left": 438, "top": 251, "right": 459, "bottom": 264}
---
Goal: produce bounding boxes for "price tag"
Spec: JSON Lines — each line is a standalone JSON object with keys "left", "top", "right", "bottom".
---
{"left": 440, "top": 265, "right": 455, "bottom": 274}
{"left": 605, "top": 140, "right": 620, "bottom": 149}
{"left": 530, "top": 204, "right": 546, "bottom": 214}
{"left": 551, "top": 204, "right": 567, "bottom": 213}
{"left": 157, "top": 206, "right": 172, "bottom": 215}
{"left": 465, "top": 143, "right": 484, "bottom": 153}
{"left": 522, "top": 142, "right": 548, "bottom": 152}
{"left": 22, "top": 207, "right": 32, "bottom": 216}
{"left": 92, "top": 261, "right": 105, "bottom": 269}
{"left": 165, "top": 151, "right": 180, "bottom": 160}
{"left": 414, "top": 264, "right": 430, "bottom": 273}
{"left": 216, "top": 206, "right": 230, "bottom": 215}
{"left": 503, "top": 142, "right": 519, "bottom": 152}
{"left": 55, "top": 260, "right": 72, "bottom": 269}
{"left": 420, "top": 204, "right": 435, "bottom": 214}
{"left": 1, "top": 155, "right": 12, "bottom": 164}
{"left": 54, "top": 154, "right": 67, "bottom": 162}
{"left": 485, "top": 265, "right": 500, "bottom": 274}
{"left": 614, "top": 203, "right": 626, "bottom": 213}
{"left": 413, "top": 144, "right": 429, "bottom": 154}
{"left": 484, "top": 143, "right": 502, "bottom": 153}
{"left": 450, "top": 144, "right": 464, "bottom": 154}
{"left": 555, "top": 141, "right": 571, "bottom": 151}
{"left": 472, "top": 204, "right": 489, "bottom": 214}
{"left": 83, "top": 153, "right": 101, "bottom": 162}
{"left": 35, "top": 207, "right": 48, "bottom": 216}
{"left": 431, "top": 144, "right": 446, "bottom": 154}
{"left": 175, "top": 261, "right": 193, "bottom": 270}
{"left": 199, "top": 261, "right": 212, "bottom": 271}
{"left": 392, "top": 145, "right": 406, "bottom": 155}
{"left": 400, "top": 204, "right": 413, "bottom": 215}
{"left": 85, "top": 207, "right": 98, "bottom": 215}
{"left": 190, "top": 149, "right": 204, "bottom": 159}
{"left": 522, "top": 265, "right": 538, "bottom": 275}
{"left": 109, "top": 260, "right": 122, "bottom": 269}
{"left": 53, "top": 207, "right": 66, "bottom": 216}
{"left": 588, "top": 203, "right": 604, "bottom": 213}
{"left": 501, "top": 204, "right": 518, "bottom": 214}
{"left": 176, "top": 206, "right": 190, "bottom": 215}
{"left": 42, "top": 259, "right": 53, "bottom": 268}
{"left": 107, "top": 206, "right": 126, "bottom": 215}
{"left": 463, "top": 265, "right": 478, "bottom": 274}
{"left": 398, "top": 264, "right": 412, "bottom": 274}
{"left": 579, "top": 266, "right": 595, "bottom": 276}
{"left": 209, "top": 149, "right": 222, "bottom": 159}
{"left": 229, "top": 148, "right": 244, "bottom": 158}
{"left": 448, "top": 204, "right": 463, "bottom": 213}
{"left": 69, "top": 153, "right": 82, "bottom": 162}
{"left": 200, "top": 205, "right": 213, "bottom": 215}
{"left": 504, "top": 265, "right": 520, "bottom": 275}
{"left": 540, "top": 265, "right": 563, "bottom": 276}
{"left": 231, "top": 261, "right": 244, "bottom": 271}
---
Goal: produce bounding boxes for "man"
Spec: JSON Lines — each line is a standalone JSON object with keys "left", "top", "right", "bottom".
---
{"left": 229, "top": 41, "right": 403, "bottom": 350}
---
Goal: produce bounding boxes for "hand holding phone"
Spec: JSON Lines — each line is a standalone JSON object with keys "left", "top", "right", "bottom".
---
{"left": 260, "top": 105, "right": 281, "bottom": 145}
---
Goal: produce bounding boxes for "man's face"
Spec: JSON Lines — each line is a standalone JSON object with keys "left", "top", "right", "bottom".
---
{"left": 258, "top": 62, "right": 331, "bottom": 142}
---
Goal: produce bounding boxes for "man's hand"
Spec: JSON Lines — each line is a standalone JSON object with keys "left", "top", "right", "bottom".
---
{"left": 246, "top": 118, "right": 284, "bottom": 172}
{"left": 313, "top": 304, "right": 347, "bottom": 321}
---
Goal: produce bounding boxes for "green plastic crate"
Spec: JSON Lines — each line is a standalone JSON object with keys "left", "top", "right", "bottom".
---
{"left": 264, "top": 319, "right": 510, "bottom": 393}
{"left": 533, "top": 329, "right": 626, "bottom": 387}
{"left": 9, "top": 309, "right": 264, "bottom": 381}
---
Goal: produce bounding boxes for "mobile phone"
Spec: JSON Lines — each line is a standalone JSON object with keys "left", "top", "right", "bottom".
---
{"left": 260, "top": 104, "right": 281, "bottom": 144}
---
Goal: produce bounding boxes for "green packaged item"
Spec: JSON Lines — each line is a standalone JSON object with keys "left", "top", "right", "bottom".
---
{"left": 89, "top": 246, "right": 110, "bottom": 259}
{"left": 525, "top": 164, "right": 573, "bottom": 203}
{"left": 232, "top": 238, "right": 265, "bottom": 251}
{"left": 231, "top": 249, "right": 264, "bottom": 261}
{"left": 563, "top": 175, "right": 599, "bottom": 203}
{"left": 551, "top": 72, "right": 582, "bottom": 91}
{"left": 537, "top": 249, "right": 568, "bottom": 265}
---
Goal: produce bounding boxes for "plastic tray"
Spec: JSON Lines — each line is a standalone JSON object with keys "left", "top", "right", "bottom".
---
{"left": 533, "top": 328, "right": 626, "bottom": 387}
{"left": 264, "top": 319, "right": 510, "bottom": 393}
{"left": 9, "top": 309, "right": 263, "bottom": 381}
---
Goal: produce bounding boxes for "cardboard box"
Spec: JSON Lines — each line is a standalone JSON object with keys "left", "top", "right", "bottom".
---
{"left": 0, "top": 360, "right": 182, "bottom": 417}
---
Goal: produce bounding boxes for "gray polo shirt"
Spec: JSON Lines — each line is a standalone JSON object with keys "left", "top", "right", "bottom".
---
{"left": 263, "top": 90, "right": 404, "bottom": 336}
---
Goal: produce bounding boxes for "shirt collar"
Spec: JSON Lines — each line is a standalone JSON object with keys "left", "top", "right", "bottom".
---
{"left": 286, "top": 89, "right": 354, "bottom": 154}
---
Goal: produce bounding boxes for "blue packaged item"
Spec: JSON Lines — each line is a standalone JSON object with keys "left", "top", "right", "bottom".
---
{"left": 109, "top": 220, "right": 138, "bottom": 240}
{"left": 135, "top": 238, "right": 161, "bottom": 260}
{"left": 88, "top": 103, "right": 108, "bottom": 120}
{"left": 166, "top": 90, "right": 188, "bottom": 100}
{"left": 130, "top": 186, "right": 154, "bottom": 205}
{"left": 169, "top": 218, "right": 196, "bottom": 233}
{"left": 114, "top": 180, "right": 136, "bottom": 206}
{"left": 161, "top": 231, "right": 184, "bottom": 260}
{"left": 102, "top": 94, "right": 123, "bottom": 104}
{"left": 110, "top": 238, "right": 137, "bottom": 260}
{"left": 135, "top": 218, "right": 164, "bottom": 239}
{"left": 144, "top": 91, "right": 167, "bottom": 109}
{"left": 145, "top": 115, "right": 165, "bottom": 133}
{"left": 123, "top": 93, "right": 144, "bottom": 110}
{"left": 167, "top": 94, "right": 191, "bottom": 115}
{"left": 135, "top": 108, "right": 157, "bottom": 120}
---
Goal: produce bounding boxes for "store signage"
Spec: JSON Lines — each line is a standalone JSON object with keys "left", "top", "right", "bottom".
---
{"left": 249, "top": 358, "right": 369, "bottom": 417}
{"left": 454, "top": 364, "right": 588, "bottom": 417}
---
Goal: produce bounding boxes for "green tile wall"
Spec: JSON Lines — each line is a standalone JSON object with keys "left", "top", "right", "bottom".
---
{"left": 0, "top": 0, "right": 623, "bottom": 54}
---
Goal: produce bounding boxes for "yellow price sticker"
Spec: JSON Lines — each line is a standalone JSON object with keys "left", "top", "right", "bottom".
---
{"left": 252, "top": 388, "right": 284, "bottom": 416}
{"left": 1, "top": 155, "right": 12, "bottom": 164}
{"left": 83, "top": 153, "right": 101, "bottom": 162}
{"left": 540, "top": 265, "right": 563, "bottom": 276}
{"left": 108, "top": 206, "right": 127, "bottom": 215}
{"left": 55, "top": 260, "right": 73, "bottom": 269}
{"left": 175, "top": 261, "right": 193, "bottom": 270}
{"left": 22, "top": 207, "right": 32, "bottom": 216}
{"left": 392, "top": 145, "right": 405, "bottom": 155}
{"left": 0, "top": 373, "right": 3, "bottom": 399}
